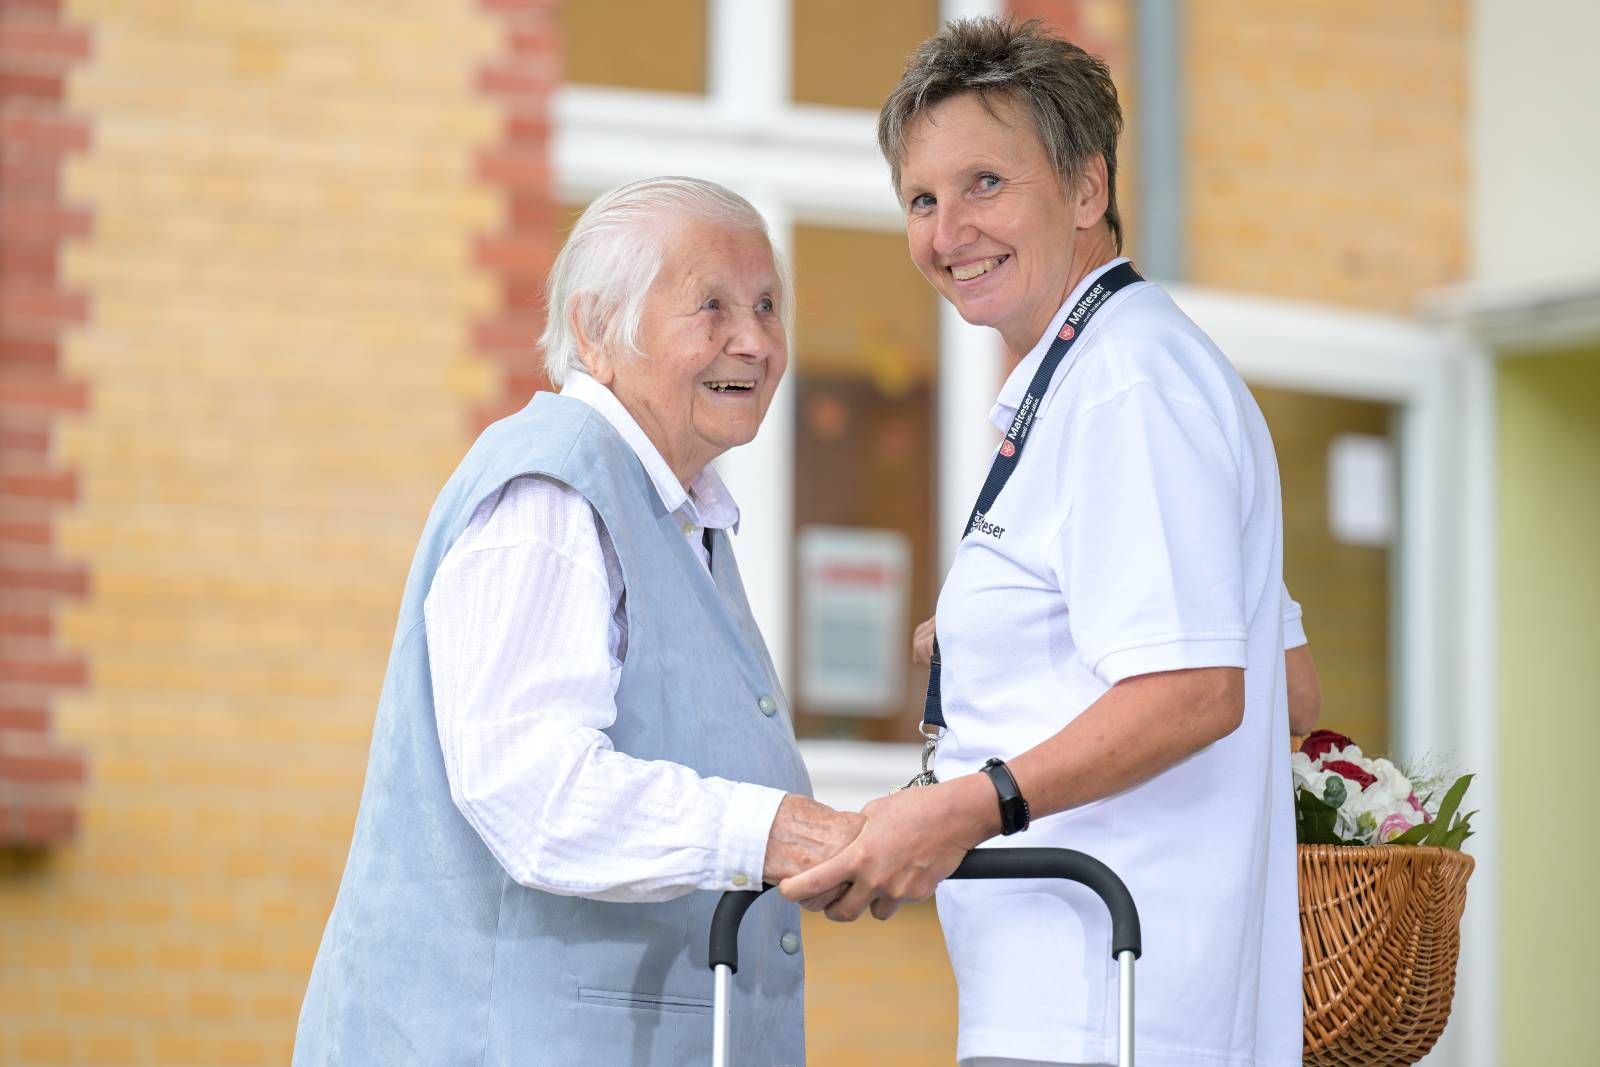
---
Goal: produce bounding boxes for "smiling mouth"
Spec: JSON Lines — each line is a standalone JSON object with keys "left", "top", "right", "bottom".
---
{"left": 703, "top": 380, "right": 756, "bottom": 393}
{"left": 949, "top": 255, "right": 1008, "bottom": 282}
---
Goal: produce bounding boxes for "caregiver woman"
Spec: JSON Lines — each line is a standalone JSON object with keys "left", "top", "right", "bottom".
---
{"left": 782, "top": 19, "right": 1320, "bottom": 1067}
{"left": 296, "top": 178, "right": 861, "bottom": 1065}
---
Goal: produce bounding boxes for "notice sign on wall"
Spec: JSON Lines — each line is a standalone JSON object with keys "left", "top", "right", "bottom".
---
{"left": 797, "top": 525, "right": 910, "bottom": 717}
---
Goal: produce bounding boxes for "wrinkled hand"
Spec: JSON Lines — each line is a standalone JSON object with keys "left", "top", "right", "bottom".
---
{"left": 762, "top": 794, "right": 865, "bottom": 897}
{"left": 777, "top": 775, "right": 993, "bottom": 922}
{"left": 911, "top": 616, "right": 937, "bottom": 667}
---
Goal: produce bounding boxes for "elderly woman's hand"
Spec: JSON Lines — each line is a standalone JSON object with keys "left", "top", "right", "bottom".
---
{"left": 761, "top": 794, "right": 866, "bottom": 887}
{"left": 776, "top": 774, "right": 996, "bottom": 922}
{"left": 911, "top": 615, "right": 937, "bottom": 667}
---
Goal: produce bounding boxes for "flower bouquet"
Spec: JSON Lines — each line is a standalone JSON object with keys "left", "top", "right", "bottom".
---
{"left": 1292, "top": 730, "right": 1477, "bottom": 1066}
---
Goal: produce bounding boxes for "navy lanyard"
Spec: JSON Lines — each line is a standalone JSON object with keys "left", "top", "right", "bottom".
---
{"left": 921, "top": 261, "right": 1143, "bottom": 734}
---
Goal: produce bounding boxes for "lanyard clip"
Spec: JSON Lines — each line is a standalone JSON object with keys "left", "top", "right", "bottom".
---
{"left": 896, "top": 723, "right": 945, "bottom": 791}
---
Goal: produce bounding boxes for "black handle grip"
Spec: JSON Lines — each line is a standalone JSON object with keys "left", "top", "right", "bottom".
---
{"left": 708, "top": 886, "right": 771, "bottom": 974}
{"left": 950, "top": 847, "right": 1141, "bottom": 960}
{"left": 707, "top": 846, "right": 1141, "bottom": 974}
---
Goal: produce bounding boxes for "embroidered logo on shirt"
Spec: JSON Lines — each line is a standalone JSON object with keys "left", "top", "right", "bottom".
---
{"left": 1058, "top": 322, "right": 1076, "bottom": 341}
{"left": 999, "top": 440, "right": 1016, "bottom": 458}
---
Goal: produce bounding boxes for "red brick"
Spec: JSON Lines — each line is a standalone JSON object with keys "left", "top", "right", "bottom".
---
{"left": 0, "top": 468, "right": 76, "bottom": 499}
{"left": 474, "top": 234, "right": 553, "bottom": 276}
{"left": 0, "top": 201, "right": 92, "bottom": 241}
{"left": 476, "top": 146, "right": 549, "bottom": 187}
{"left": 0, "top": 239, "right": 59, "bottom": 279}
{"left": 0, "top": 337, "right": 58, "bottom": 369}
{"left": 0, "top": 610, "right": 51, "bottom": 637}
{"left": 0, "top": 654, "right": 86, "bottom": 687}
{"left": 0, "top": 565, "right": 87, "bottom": 596}
{"left": 477, "top": 62, "right": 558, "bottom": 100}
{"left": 0, "top": 375, "right": 88, "bottom": 410}
{"left": 0, "top": 706, "right": 49, "bottom": 732}
{"left": 0, "top": 70, "right": 64, "bottom": 101}
{"left": 0, "top": 284, "right": 88, "bottom": 323}
{"left": 0, "top": 23, "right": 92, "bottom": 63}
{"left": 0, "top": 520, "right": 52, "bottom": 544}
{"left": 503, "top": 114, "right": 551, "bottom": 145}
{"left": 0, "top": 113, "right": 90, "bottom": 154}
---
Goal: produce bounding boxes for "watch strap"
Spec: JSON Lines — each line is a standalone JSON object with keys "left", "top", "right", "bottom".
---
{"left": 981, "top": 757, "right": 1031, "bottom": 836}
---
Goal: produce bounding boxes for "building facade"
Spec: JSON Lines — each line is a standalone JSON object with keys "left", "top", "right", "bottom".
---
{"left": 2, "top": 1, "right": 1595, "bottom": 1064}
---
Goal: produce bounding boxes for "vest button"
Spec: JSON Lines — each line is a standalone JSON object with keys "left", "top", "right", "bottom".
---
{"left": 681, "top": 521, "right": 697, "bottom": 535}
{"left": 757, "top": 695, "right": 777, "bottom": 716}
{"left": 779, "top": 932, "right": 800, "bottom": 955}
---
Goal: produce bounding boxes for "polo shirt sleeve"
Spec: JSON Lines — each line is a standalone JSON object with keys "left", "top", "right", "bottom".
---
{"left": 1053, "top": 379, "right": 1249, "bottom": 685}
{"left": 1283, "top": 583, "right": 1308, "bottom": 649}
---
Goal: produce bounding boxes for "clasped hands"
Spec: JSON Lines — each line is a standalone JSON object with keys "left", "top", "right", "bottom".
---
{"left": 761, "top": 773, "right": 995, "bottom": 922}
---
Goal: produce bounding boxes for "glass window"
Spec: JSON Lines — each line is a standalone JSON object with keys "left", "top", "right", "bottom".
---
{"left": 562, "top": 0, "right": 707, "bottom": 95}
{"left": 792, "top": 0, "right": 938, "bottom": 110}
{"left": 792, "top": 225, "right": 938, "bottom": 742}
{"left": 1253, "top": 386, "right": 1394, "bottom": 750}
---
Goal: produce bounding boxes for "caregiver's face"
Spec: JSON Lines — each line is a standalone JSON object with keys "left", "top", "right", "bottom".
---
{"left": 610, "top": 220, "right": 788, "bottom": 484}
{"left": 899, "top": 92, "right": 1080, "bottom": 356}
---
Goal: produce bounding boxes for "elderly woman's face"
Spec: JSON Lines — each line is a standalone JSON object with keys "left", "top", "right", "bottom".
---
{"left": 898, "top": 92, "right": 1083, "bottom": 355}
{"left": 602, "top": 220, "right": 788, "bottom": 484}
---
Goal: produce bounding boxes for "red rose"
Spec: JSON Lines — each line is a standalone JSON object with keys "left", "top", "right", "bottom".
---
{"left": 1322, "top": 759, "right": 1377, "bottom": 792}
{"left": 1300, "top": 729, "right": 1355, "bottom": 763}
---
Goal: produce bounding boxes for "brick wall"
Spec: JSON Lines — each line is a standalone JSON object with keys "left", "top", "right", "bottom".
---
{"left": 1185, "top": 0, "right": 1469, "bottom": 311}
{"left": 1, "top": 0, "right": 92, "bottom": 849}
{"left": 0, "top": 0, "right": 554, "bottom": 1061}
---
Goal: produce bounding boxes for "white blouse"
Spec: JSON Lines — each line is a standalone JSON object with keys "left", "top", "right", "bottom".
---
{"left": 422, "top": 373, "right": 787, "bottom": 903}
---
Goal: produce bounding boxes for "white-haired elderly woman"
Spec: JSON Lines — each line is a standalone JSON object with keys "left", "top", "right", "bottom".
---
{"left": 782, "top": 19, "right": 1320, "bottom": 1067}
{"left": 295, "top": 177, "right": 860, "bottom": 1066}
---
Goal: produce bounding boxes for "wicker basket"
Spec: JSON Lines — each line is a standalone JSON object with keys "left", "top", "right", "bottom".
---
{"left": 1300, "top": 843, "right": 1475, "bottom": 1066}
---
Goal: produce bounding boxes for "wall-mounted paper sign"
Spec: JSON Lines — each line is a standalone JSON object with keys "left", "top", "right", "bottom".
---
{"left": 797, "top": 525, "right": 910, "bottom": 717}
{"left": 1328, "top": 433, "right": 1395, "bottom": 547}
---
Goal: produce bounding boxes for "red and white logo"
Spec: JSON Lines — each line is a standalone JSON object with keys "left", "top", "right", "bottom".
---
{"left": 1058, "top": 323, "right": 1076, "bottom": 341}
{"left": 999, "top": 440, "right": 1016, "bottom": 458}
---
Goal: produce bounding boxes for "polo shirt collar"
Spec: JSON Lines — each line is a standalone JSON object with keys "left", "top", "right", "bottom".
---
{"left": 989, "top": 256, "right": 1132, "bottom": 432}
{"left": 559, "top": 371, "right": 741, "bottom": 532}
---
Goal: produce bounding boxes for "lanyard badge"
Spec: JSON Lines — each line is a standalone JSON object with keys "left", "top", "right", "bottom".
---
{"left": 905, "top": 263, "right": 1143, "bottom": 790}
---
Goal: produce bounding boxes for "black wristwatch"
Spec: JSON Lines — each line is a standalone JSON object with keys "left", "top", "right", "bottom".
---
{"left": 980, "top": 758, "right": 1031, "bottom": 836}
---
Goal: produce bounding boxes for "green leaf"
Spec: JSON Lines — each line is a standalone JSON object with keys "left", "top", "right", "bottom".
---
{"left": 1295, "top": 787, "right": 1343, "bottom": 845}
{"left": 1389, "top": 823, "right": 1434, "bottom": 846}
{"left": 1426, "top": 774, "right": 1474, "bottom": 847}
{"left": 1441, "top": 823, "right": 1475, "bottom": 851}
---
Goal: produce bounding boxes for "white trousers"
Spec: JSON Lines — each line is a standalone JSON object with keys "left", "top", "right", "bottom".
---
{"left": 962, "top": 1059, "right": 1110, "bottom": 1067}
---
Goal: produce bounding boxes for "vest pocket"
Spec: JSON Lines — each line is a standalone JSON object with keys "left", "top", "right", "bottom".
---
{"left": 577, "top": 986, "right": 714, "bottom": 1016}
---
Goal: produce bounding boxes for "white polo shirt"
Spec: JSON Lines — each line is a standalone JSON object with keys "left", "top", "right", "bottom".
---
{"left": 933, "top": 260, "right": 1305, "bottom": 1067}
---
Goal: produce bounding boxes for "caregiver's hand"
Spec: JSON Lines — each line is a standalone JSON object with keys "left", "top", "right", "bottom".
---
{"left": 778, "top": 774, "right": 998, "bottom": 922}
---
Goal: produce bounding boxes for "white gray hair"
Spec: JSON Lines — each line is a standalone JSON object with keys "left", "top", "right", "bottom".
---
{"left": 538, "top": 176, "right": 793, "bottom": 387}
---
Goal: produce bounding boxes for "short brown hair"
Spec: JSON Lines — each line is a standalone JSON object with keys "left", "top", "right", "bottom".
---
{"left": 878, "top": 16, "right": 1125, "bottom": 251}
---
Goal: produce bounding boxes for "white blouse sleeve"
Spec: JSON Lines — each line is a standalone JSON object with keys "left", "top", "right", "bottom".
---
{"left": 423, "top": 475, "right": 786, "bottom": 903}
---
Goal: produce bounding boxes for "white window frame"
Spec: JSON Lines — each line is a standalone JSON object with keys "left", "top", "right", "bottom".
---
{"left": 551, "top": 5, "right": 1494, "bottom": 1062}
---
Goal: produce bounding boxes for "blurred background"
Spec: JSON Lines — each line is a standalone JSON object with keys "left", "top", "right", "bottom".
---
{"left": 2, "top": 0, "right": 1596, "bottom": 1063}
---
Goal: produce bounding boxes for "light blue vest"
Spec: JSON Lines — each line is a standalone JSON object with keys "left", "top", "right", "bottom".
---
{"left": 295, "top": 393, "right": 812, "bottom": 1066}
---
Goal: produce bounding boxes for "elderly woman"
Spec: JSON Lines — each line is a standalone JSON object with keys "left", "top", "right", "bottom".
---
{"left": 783, "top": 19, "right": 1320, "bottom": 1067}
{"left": 295, "top": 177, "right": 859, "bottom": 1066}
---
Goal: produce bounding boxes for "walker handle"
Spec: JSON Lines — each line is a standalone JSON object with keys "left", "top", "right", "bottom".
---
{"left": 709, "top": 886, "right": 770, "bottom": 974}
{"left": 707, "top": 846, "right": 1141, "bottom": 973}
{"left": 950, "top": 847, "right": 1141, "bottom": 959}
